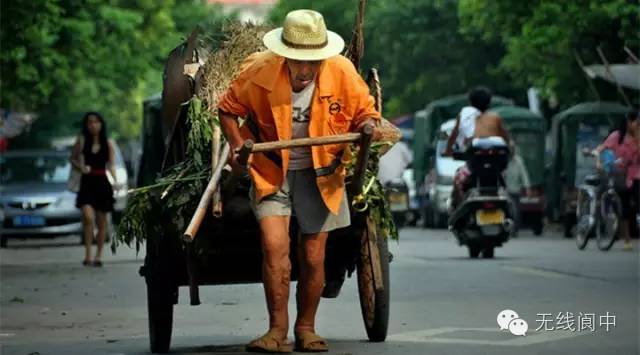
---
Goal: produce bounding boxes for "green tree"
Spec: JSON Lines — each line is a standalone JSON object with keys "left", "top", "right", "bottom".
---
{"left": 268, "top": 0, "right": 367, "bottom": 42}
{"left": 459, "top": 0, "right": 639, "bottom": 106}
{"left": 1, "top": 0, "right": 227, "bottom": 145}
{"left": 366, "top": 0, "right": 514, "bottom": 116}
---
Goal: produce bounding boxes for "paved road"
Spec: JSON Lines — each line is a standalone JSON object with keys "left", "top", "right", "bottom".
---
{"left": 1, "top": 227, "right": 638, "bottom": 355}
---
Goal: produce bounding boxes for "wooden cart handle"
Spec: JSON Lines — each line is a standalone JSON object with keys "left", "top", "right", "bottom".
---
{"left": 238, "top": 124, "right": 374, "bottom": 202}
{"left": 350, "top": 124, "right": 374, "bottom": 197}
{"left": 183, "top": 143, "right": 230, "bottom": 242}
{"left": 236, "top": 140, "right": 254, "bottom": 166}
{"left": 243, "top": 132, "right": 362, "bottom": 155}
{"left": 184, "top": 127, "right": 374, "bottom": 242}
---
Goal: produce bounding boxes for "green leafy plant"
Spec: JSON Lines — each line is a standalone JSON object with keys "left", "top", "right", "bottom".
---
{"left": 112, "top": 99, "right": 212, "bottom": 253}
{"left": 346, "top": 142, "right": 399, "bottom": 241}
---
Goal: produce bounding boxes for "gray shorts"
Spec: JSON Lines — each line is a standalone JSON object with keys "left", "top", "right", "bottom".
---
{"left": 250, "top": 168, "right": 351, "bottom": 234}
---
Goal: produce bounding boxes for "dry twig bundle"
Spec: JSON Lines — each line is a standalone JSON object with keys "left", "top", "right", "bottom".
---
{"left": 200, "top": 22, "right": 271, "bottom": 117}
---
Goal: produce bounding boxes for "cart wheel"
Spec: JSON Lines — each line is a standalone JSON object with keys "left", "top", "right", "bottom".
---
{"left": 357, "top": 218, "right": 390, "bottom": 342}
{"left": 146, "top": 279, "right": 175, "bottom": 353}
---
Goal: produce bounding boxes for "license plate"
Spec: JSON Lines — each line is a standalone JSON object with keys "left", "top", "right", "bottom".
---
{"left": 476, "top": 209, "right": 504, "bottom": 225}
{"left": 388, "top": 193, "right": 408, "bottom": 211}
{"left": 13, "top": 215, "right": 46, "bottom": 227}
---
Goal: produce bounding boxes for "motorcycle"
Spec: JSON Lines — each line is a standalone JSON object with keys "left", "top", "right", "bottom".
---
{"left": 447, "top": 137, "right": 515, "bottom": 258}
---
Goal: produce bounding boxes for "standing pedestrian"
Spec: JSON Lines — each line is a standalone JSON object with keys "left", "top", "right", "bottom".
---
{"left": 595, "top": 107, "right": 639, "bottom": 250}
{"left": 69, "top": 112, "right": 117, "bottom": 266}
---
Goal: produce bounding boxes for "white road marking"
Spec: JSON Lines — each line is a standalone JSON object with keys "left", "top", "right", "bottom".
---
{"left": 388, "top": 327, "right": 589, "bottom": 346}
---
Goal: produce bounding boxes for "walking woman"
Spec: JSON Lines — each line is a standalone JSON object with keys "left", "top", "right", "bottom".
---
{"left": 70, "top": 112, "right": 116, "bottom": 266}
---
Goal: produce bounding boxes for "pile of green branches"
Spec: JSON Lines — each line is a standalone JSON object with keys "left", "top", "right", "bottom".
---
{"left": 112, "top": 98, "right": 213, "bottom": 253}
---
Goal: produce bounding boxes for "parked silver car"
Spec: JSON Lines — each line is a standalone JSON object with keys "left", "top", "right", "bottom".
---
{"left": 0, "top": 147, "right": 128, "bottom": 247}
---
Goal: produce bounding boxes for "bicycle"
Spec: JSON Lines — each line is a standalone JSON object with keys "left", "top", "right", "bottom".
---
{"left": 575, "top": 149, "right": 623, "bottom": 251}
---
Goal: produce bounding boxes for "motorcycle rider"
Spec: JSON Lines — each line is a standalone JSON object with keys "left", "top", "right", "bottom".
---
{"left": 443, "top": 87, "right": 512, "bottom": 211}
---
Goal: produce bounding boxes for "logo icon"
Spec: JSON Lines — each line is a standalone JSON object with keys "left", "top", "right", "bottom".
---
{"left": 508, "top": 318, "right": 528, "bottom": 336}
{"left": 497, "top": 309, "right": 528, "bottom": 336}
{"left": 497, "top": 309, "right": 519, "bottom": 330}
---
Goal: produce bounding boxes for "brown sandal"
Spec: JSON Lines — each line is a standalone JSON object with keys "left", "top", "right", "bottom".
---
{"left": 294, "top": 331, "right": 329, "bottom": 352}
{"left": 246, "top": 330, "right": 293, "bottom": 353}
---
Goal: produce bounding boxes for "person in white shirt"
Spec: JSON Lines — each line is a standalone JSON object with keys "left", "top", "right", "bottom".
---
{"left": 378, "top": 139, "right": 413, "bottom": 186}
{"left": 451, "top": 105, "right": 481, "bottom": 153}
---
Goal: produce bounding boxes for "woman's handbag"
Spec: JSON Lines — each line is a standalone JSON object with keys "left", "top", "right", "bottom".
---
{"left": 68, "top": 136, "right": 83, "bottom": 193}
{"left": 68, "top": 166, "right": 82, "bottom": 193}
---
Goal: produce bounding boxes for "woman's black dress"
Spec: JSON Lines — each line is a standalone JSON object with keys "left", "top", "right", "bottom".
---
{"left": 75, "top": 142, "right": 115, "bottom": 212}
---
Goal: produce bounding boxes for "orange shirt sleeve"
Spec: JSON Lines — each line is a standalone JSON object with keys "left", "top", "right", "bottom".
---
{"left": 353, "top": 80, "right": 380, "bottom": 128}
{"left": 342, "top": 61, "right": 381, "bottom": 129}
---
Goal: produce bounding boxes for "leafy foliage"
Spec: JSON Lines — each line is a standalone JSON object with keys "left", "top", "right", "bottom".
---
{"left": 346, "top": 143, "right": 399, "bottom": 240}
{"left": 271, "top": 0, "right": 637, "bottom": 114}
{"left": 113, "top": 99, "right": 212, "bottom": 253}
{"left": 365, "top": 0, "right": 515, "bottom": 115}
{"left": 459, "top": 0, "right": 639, "bottom": 106}
{"left": 1, "top": 0, "right": 227, "bottom": 144}
{"left": 187, "top": 97, "right": 214, "bottom": 167}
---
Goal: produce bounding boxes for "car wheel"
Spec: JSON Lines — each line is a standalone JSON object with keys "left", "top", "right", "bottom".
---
{"left": 1, "top": 236, "right": 7, "bottom": 248}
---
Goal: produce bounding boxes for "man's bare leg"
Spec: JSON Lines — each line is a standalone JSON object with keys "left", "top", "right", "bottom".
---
{"left": 259, "top": 215, "right": 292, "bottom": 337}
{"left": 294, "top": 232, "right": 329, "bottom": 334}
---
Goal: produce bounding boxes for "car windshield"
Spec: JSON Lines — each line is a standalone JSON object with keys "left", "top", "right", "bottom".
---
{"left": 0, "top": 154, "right": 70, "bottom": 185}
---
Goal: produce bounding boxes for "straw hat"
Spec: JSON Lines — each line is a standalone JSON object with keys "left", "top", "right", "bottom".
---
{"left": 263, "top": 9, "right": 345, "bottom": 61}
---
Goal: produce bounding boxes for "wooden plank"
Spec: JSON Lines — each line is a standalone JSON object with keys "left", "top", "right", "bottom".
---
{"left": 251, "top": 133, "right": 361, "bottom": 153}
{"left": 211, "top": 125, "right": 223, "bottom": 217}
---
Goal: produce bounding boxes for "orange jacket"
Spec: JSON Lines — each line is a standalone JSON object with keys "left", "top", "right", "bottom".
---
{"left": 218, "top": 51, "right": 380, "bottom": 214}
